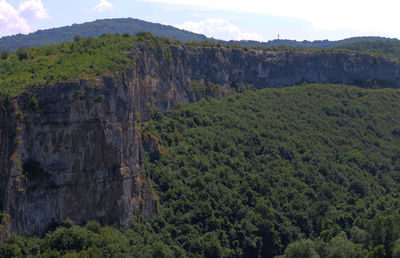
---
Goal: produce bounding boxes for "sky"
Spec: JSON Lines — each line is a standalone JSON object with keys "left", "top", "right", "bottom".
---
{"left": 0, "top": 0, "right": 399, "bottom": 41}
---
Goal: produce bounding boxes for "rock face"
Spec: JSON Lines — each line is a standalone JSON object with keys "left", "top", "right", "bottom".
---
{"left": 1, "top": 43, "right": 400, "bottom": 237}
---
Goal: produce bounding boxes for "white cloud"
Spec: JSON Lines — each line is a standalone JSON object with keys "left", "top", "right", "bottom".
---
{"left": 176, "top": 18, "right": 264, "bottom": 41}
{"left": 92, "top": 0, "right": 114, "bottom": 13}
{"left": 138, "top": 0, "right": 400, "bottom": 38}
{"left": 0, "top": 0, "right": 50, "bottom": 37}
{"left": 19, "top": 0, "right": 50, "bottom": 20}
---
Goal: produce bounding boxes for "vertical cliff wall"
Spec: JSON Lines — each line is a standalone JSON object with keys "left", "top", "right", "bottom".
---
{"left": 1, "top": 43, "right": 400, "bottom": 237}
{"left": 165, "top": 45, "right": 400, "bottom": 89}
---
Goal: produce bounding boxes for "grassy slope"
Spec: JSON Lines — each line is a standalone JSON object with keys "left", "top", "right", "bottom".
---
{"left": 0, "top": 35, "right": 132, "bottom": 97}
{"left": 0, "top": 33, "right": 180, "bottom": 98}
{"left": 3, "top": 84, "right": 400, "bottom": 257}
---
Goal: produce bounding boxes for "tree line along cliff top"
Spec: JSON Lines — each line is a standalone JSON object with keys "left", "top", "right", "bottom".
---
{"left": 0, "top": 32, "right": 399, "bottom": 98}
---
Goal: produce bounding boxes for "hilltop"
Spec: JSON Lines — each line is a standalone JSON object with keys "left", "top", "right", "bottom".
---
{"left": 0, "top": 18, "right": 208, "bottom": 52}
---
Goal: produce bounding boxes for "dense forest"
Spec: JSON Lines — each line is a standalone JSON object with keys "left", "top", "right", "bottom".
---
{"left": 3, "top": 84, "right": 400, "bottom": 257}
{"left": 226, "top": 36, "right": 399, "bottom": 50}
{"left": 335, "top": 40, "right": 400, "bottom": 59}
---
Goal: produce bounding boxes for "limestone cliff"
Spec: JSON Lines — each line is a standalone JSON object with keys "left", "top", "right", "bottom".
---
{"left": 1, "top": 43, "right": 400, "bottom": 237}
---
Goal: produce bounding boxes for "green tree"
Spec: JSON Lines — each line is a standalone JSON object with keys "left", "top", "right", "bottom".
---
{"left": 285, "top": 239, "right": 319, "bottom": 258}
{"left": 0, "top": 50, "right": 9, "bottom": 60}
{"left": 326, "top": 232, "right": 356, "bottom": 258}
{"left": 392, "top": 239, "right": 400, "bottom": 258}
{"left": 151, "top": 242, "right": 174, "bottom": 258}
{"left": 16, "top": 47, "right": 28, "bottom": 61}
{"left": 367, "top": 245, "right": 386, "bottom": 258}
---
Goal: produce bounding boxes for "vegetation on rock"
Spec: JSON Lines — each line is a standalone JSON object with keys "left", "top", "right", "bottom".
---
{"left": 336, "top": 40, "right": 400, "bottom": 59}
{"left": 2, "top": 31, "right": 399, "bottom": 99}
{"left": 0, "top": 33, "right": 177, "bottom": 97}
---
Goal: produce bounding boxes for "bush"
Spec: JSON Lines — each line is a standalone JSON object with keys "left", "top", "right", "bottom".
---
{"left": 85, "top": 221, "right": 102, "bottom": 233}
{"left": 350, "top": 226, "right": 367, "bottom": 244}
{"left": 152, "top": 242, "right": 174, "bottom": 258}
{"left": 393, "top": 239, "right": 400, "bottom": 258}
{"left": 74, "top": 35, "right": 81, "bottom": 42}
{"left": 202, "top": 237, "right": 224, "bottom": 258}
{"left": 16, "top": 47, "right": 28, "bottom": 61}
{"left": 99, "top": 33, "right": 112, "bottom": 38}
{"left": 326, "top": 233, "right": 356, "bottom": 258}
{"left": 44, "top": 226, "right": 89, "bottom": 253}
{"left": 1, "top": 50, "right": 9, "bottom": 60}
{"left": 285, "top": 239, "right": 319, "bottom": 258}
{"left": 367, "top": 245, "right": 386, "bottom": 258}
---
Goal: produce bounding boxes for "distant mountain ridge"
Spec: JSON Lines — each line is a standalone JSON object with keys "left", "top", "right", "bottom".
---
{"left": 0, "top": 18, "right": 208, "bottom": 52}
{"left": 227, "top": 36, "right": 399, "bottom": 49}
{"left": 0, "top": 17, "right": 399, "bottom": 53}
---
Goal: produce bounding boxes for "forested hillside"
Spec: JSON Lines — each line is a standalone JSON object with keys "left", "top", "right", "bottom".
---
{"left": 0, "top": 18, "right": 208, "bottom": 52}
{"left": 226, "top": 36, "right": 398, "bottom": 50}
{"left": 3, "top": 84, "right": 400, "bottom": 257}
{"left": 335, "top": 40, "right": 400, "bottom": 58}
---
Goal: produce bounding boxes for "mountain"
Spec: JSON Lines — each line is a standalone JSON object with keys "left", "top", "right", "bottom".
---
{"left": 2, "top": 34, "right": 400, "bottom": 256}
{"left": 0, "top": 17, "right": 399, "bottom": 55}
{"left": 0, "top": 18, "right": 209, "bottom": 52}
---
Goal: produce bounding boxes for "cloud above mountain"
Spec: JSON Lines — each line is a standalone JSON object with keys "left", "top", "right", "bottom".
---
{"left": 139, "top": 0, "right": 400, "bottom": 38}
{"left": 175, "top": 18, "right": 264, "bottom": 41}
{"left": 92, "top": 0, "right": 114, "bottom": 13}
{"left": 0, "top": 0, "right": 50, "bottom": 37}
{"left": 19, "top": 0, "right": 50, "bottom": 19}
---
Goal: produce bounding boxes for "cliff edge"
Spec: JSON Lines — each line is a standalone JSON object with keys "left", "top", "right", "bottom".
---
{"left": 1, "top": 43, "right": 400, "bottom": 237}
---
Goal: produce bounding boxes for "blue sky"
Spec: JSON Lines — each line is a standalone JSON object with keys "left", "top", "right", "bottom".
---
{"left": 1, "top": 0, "right": 399, "bottom": 41}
